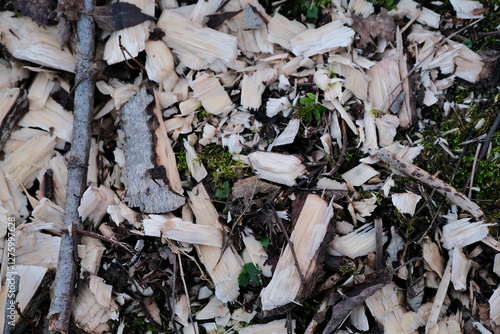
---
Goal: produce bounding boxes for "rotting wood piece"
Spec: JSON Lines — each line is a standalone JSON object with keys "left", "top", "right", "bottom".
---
{"left": 119, "top": 87, "right": 185, "bottom": 213}
{"left": 260, "top": 194, "right": 335, "bottom": 312}
{"left": 0, "top": 88, "right": 28, "bottom": 151}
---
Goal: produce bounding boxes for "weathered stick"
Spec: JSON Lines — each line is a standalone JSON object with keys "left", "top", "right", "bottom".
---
{"left": 376, "top": 148, "right": 484, "bottom": 218}
{"left": 47, "top": 0, "right": 97, "bottom": 332}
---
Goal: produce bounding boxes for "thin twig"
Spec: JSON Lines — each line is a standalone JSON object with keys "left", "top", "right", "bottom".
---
{"left": 215, "top": 180, "right": 258, "bottom": 267}
{"left": 328, "top": 119, "right": 347, "bottom": 176}
{"left": 48, "top": 0, "right": 97, "bottom": 331}
{"left": 374, "top": 218, "right": 384, "bottom": 271}
{"left": 177, "top": 254, "right": 198, "bottom": 334}
{"left": 61, "top": 228, "right": 136, "bottom": 256}
{"left": 462, "top": 111, "right": 500, "bottom": 192}
{"left": 268, "top": 205, "right": 306, "bottom": 285}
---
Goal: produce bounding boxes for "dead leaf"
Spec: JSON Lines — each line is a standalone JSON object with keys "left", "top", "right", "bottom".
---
{"left": 57, "top": 16, "right": 73, "bottom": 49}
{"left": 352, "top": 9, "right": 395, "bottom": 50}
{"left": 205, "top": 10, "right": 242, "bottom": 30}
{"left": 322, "top": 271, "right": 393, "bottom": 334}
{"left": 14, "top": 0, "right": 58, "bottom": 26}
{"left": 57, "top": 0, "right": 82, "bottom": 22}
{"left": 93, "top": 2, "right": 155, "bottom": 32}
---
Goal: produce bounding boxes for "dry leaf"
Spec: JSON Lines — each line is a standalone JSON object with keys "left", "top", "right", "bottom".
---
{"left": 205, "top": 10, "right": 242, "bottom": 30}
{"left": 322, "top": 271, "right": 393, "bottom": 334}
{"left": 352, "top": 9, "right": 395, "bottom": 50}
{"left": 14, "top": 0, "right": 58, "bottom": 26}
{"left": 93, "top": 2, "right": 155, "bottom": 32}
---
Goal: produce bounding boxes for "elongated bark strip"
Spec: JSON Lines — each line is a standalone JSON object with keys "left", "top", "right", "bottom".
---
{"left": 120, "top": 88, "right": 185, "bottom": 213}
{"left": 376, "top": 148, "right": 484, "bottom": 218}
{"left": 47, "top": 1, "right": 97, "bottom": 332}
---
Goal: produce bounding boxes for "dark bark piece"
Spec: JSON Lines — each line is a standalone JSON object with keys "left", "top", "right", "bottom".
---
{"left": 12, "top": 271, "right": 53, "bottom": 334}
{"left": 47, "top": 0, "right": 96, "bottom": 331}
{"left": 205, "top": 10, "right": 242, "bottom": 29}
{"left": 120, "top": 88, "right": 185, "bottom": 213}
{"left": 322, "top": 271, "right": 393, "bottom": 334}
{"left": 93, "top": 2, "right": 155, "bottom": 31}
{"left": 0, "top": 88, "right": 29, "bottom": 151}
{"left": 241, "top": 4, "right": 268, "bottom": 30}
{"left": 14, "top": 0, "right": 58, "bottom": 26}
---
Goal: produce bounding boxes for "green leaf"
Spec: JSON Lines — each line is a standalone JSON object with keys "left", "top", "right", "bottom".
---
{"left": 260, "top": 236, "right": 270, "bottom": 247}
{"left": 306, "top": 5, "right": 319, "bottom": 20}
{"left": 306, "top": 92, "right": 316, "bottom": 100}
{"left": 463, "top": 39, "right": 473, "bottom": 48}
{"left": 238, "top": 263, "right": 262, "bottom": 287}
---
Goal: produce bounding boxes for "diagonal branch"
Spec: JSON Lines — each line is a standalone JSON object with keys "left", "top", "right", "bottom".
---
{"left": 47, "top": 0, "right": 97, "bottom": 332}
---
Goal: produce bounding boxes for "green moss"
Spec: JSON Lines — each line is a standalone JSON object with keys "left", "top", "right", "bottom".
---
{"left": 119, "top": 314, "right": 169, "bottom": 334}
{"left": 196, "top": 144, "right": 249, "bottom": 197}
{"left": 376, "top": 0, "right": 398, "bottom": 10}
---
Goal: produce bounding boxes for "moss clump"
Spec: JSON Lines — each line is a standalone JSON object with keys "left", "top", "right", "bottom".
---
{"left": 196, "top": 144, "right": 249, "bottom": 197}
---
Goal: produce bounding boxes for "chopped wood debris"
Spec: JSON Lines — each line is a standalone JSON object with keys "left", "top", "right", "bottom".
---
{"left": 0, "top": 0, "right": 498, "bottom": 332}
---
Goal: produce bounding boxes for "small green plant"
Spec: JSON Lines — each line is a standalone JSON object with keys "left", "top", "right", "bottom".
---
{"left": 376, "top": 0, "right": 397, "bottom": 10}
{"left": 339, "top": 265, "right": 360, "bottom": 276}
{"left": 215, "top": 181, "right": 231, "bottom": 200}
{"left": 260, "top": 236, "right": 270, "bottom": 247}
{"left": 298, "top": 92, "right": 327, "bottom": 122}
{"left": 238, "top": 263, "right": 262, "bottom": 287}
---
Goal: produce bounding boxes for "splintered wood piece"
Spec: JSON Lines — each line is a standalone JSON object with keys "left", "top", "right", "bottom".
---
{"left": 449, "top": 0, "right": 484, "bottom": 19}
{"left": 0, "top": 88, "right": 29, "bottom": 151}
{"left": 331, "top": 223, "right": 387, "bottom": 259}
{"left": 190, "top": 72, "right": 233, "bottom": 115}
{"left": 396, "top": 0, "right": 440, "bottom": 28}
{"left": 158, "top": 10, "right": 238, "bottom": 70}
{"left": 260, "top": 194, "right": 334, "bottom": 311}
{"left": 195, "top": 295, "right": 229, "bottom": 320}
{"left": 391, "top": 192, "right": 422, "bottom": 216}
{"left": 72, "top": 275, "right": 119, "bottom": 333}
{"left": 451, "top": 247, "right": 470, "bottom": 291}
{"left": 120, "top": 88, "right": 185, "bottom": 213}
{"left": 0, "top": 59, "right": 29, "bottom": 90}
{"left": 3, "top": 132, "right": 56, "bottom": 189}
{"left": 267, "top": 13, "right": 307, "bottom": 51}
{"left": 143, "top": 216, "right": 223, "bottom": 247}
{"left": 79, "top": 236, "right": 106, "bottom": 276}
{"left": 103, "top": 0, "right": 155, "bottom": 65}
{"left": 422, "top": 238, "right": 445, "bottom": 278}
{"left": 241, "top": 228, "right": 273, "bottom": 277}
{"left": 376, "top": 148, "right": 484, "bottom": 218}
{"left": 238, "top": 319, "right": 295, "bottom": 334}
{"left": 0, "top": 265, "right": 48, "bottom": 329}
{"left": 0, "top": 12, "right": 75, "bottom": 72}
{"left": 490, "top": 286, "right": 500, "bottom": 326}
{"left": 78, "top": 185, "right": 116, "bottom": 226}
{"left": 441, "top": 218, "right": 490, "bottom": 249}
{"left": 342, "top": 163, "right": 379, "bottom": 187}
{"left": 31, "top": 198, "right": 65, "bottom": 234}
{"left": 426, "top": 258, "right": 452, "bottom": 333}
{"left": 248, "top": 151, "right": 306, "bottom": 187}
{"left": 241, "top": 68, "right": 276, "bottom": 110}
{"left": 20, "top": 97, "right": 74, "bottom": 143}
{"left": 145, "top": 39, "right": 175, "bottom": 83}
{"left": 365, "top": 281, "right": 410, "bottom": 333}
{"left": 290, "top": 20, "right": 355, "bottom": 57}
{"left": 15, "top": 225, "right": 60, "bottom": 269}
{"left": 188, "top": 183, "right": 242, "bottom": 303}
